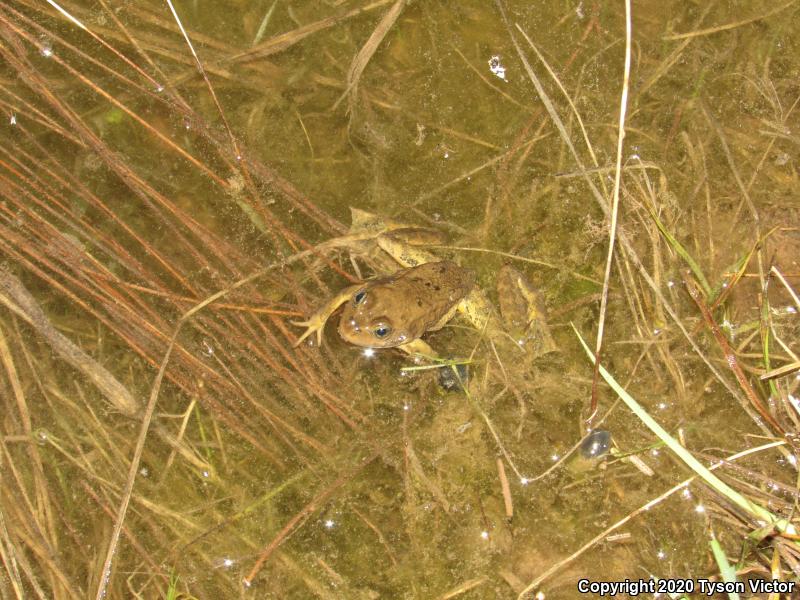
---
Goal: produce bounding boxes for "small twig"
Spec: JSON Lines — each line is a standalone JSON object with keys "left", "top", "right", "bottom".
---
{"left": 589, "top": 0, "right": 632, "bottom": 425}
{"left": 496, "top": 458, "right": 513, "bottom": 519}
{"left": 517, "top": 440, "right": 788, "bottom": 598}
{"left": 682, "top": 271, "right": 784, "bottom": 435}
{"left": 243, "top": 452, "right": 378, "bottom": 586}
{"left": 0, "top": 269, "right": 139, "bottom": 417}
{"left": 93, "top": 329, "right": 178, "bottom": 600}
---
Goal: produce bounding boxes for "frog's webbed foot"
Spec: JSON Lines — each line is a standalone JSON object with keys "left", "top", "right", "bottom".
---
{"left": 397, "top": 338, "right": 439, "bottom": 359}
{"left": 290, "top": 314, "right": 327, "bottom": 348}
{"left": 291, "top": 286, "right": 361, "bottom": 348}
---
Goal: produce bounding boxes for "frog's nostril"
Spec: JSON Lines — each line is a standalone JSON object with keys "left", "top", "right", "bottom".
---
{"left": 354, "top": 290, "right": 367, "bottom": 305}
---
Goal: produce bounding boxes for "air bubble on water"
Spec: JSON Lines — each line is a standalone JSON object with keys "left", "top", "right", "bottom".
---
{"left": 488, "top": 55, "right": 507, "bottom": 81}
{"left": 40, "top": 39, "right": 54, "bottom": 58}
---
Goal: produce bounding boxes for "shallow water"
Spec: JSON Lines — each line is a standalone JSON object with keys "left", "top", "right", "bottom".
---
{"left": 1, "top": 0, "right": 799, "bottom": 598}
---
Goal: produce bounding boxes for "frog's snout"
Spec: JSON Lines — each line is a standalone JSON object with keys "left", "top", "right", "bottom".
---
{"left": 339, "top": 314, "right": 407, "bottom": 348}
{"left": 338, "top": 316, "right": 372, "bottom": 345}
{"left": 339, "top": 317, "right": 361, "bottom": 336}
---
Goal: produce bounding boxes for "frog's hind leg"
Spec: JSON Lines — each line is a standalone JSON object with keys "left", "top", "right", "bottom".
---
{"left": 376, "top": 229, "right": 442, "bottom": 268}
{"left": 427, "top": 304, "right": 461, "bottom": 333}
{"left": 456, "top": 290, "right": 493, "bottom": 333}
{"left": 397, "top": 338, "right": 439, "bottom": 359}
{"left": 291, "top": 285, "right": 361, "bottom": 347}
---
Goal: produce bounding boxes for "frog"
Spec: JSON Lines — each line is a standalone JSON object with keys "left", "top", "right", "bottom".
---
{"left": 338, "top": 260, "right": 475, "bottom": 347}
{"left": 496, "top": 264, "right": 557, "bottom": 355}
{"left": 291, "top": 209, "right": 550, "bottom": 358}
{"left": 292, "top": 227, "right": 487, "bottom": 356}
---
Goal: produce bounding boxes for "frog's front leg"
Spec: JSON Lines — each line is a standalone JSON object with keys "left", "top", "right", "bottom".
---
{"left": 292, "top": 285, "right": 362, "bottom": 347}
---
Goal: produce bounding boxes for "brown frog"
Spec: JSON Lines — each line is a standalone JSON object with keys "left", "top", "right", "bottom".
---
{"left": 291, "top": 209, "right": 551, "bottom": 358}
{"left": 337, "top": 261, "right": 475, "bottom": 348}
{"left": 496, "top": 264, "right": 556, "bottom": 355}
{"left": 292, "top": 258, "right": 476, "bottom": 356}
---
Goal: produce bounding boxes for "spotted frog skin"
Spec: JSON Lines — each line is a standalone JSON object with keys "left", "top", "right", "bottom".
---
{"left": 292, "top": 209, "right": 550, "bottom": 357}
{"left": 337, "top": 261, "right": 475, "bottom": 348}
{"left": 292, "top": 257, "right": 476, "bottom": 355}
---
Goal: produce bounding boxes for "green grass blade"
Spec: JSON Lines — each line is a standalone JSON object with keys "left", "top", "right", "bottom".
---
{"left": 709, "top": 535, "right": 740, "bottom": 600}
{"left": 646, "top": 207, "right": 712, "bottom": 296}
{"left": 572, "top": 323, "right": 794, "bottom": 534}
{"left": 252, "top": 0, "right": 278, "bottom": 46}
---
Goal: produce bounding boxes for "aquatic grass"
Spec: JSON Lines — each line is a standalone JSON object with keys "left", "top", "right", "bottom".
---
{"left": 709, "top": 534, "right": 740, "bottom": 600}
{"left": 251, "top": 0, "right": 279, "bottom": 47}
{"left": 760, "top": 265, "right": 800, "bottom": 382}
{"left": 449, "top": 364, "right": 527, "bottom": 483}
{"left": 645, "top": 204, "right": 712, "bottom": 296}
{"left": 165, "top": 570, "right": 180, "bottom": 600}
{"left": 683, "top": 273, "right": 785, "bottom": 435}
{"left": 581, "top": 0, "right": 630, "bottom": 422}
{"left": 572, "top": 324, "right": 794, "bottom": 534}
{"left": 0, "top": 1, "right": 371, "bottom": 595}
{"left": 498, "top": 0, "right": 769, "bottom": 435}
{"left": 335, "top": 0, "right": 407, "bottom": 114}
{"left": 2, "top": 0, "right": 799, "bottom": 597}
{"left": 708, "top": 229, "right": 776, "bottom": 308}
{"left": 662, "top": 1, "right": 797, "bottom": 41}
{"left": 517, "top": 440, "right": 789, "bottom": 599}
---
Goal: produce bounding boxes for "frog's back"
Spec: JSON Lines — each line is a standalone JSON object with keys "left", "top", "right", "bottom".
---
{"left": 399, "top": 261, "right": 475, "bottom": 310}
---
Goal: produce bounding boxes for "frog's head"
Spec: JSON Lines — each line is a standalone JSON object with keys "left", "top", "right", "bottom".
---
{"left": 338, "top": 284, "right": 424, "bottom": 348}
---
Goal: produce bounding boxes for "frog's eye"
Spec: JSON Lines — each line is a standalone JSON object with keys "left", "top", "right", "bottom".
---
{"left": 353, "top": 290, "right": 367, "bottom": 305}
{"left": 373, "top": 324, "right": 392, "bottom": 339}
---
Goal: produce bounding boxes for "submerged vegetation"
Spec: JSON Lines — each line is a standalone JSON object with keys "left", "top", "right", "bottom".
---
{"left": 0, "top": 0, "right": 798, "bottom": 598}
